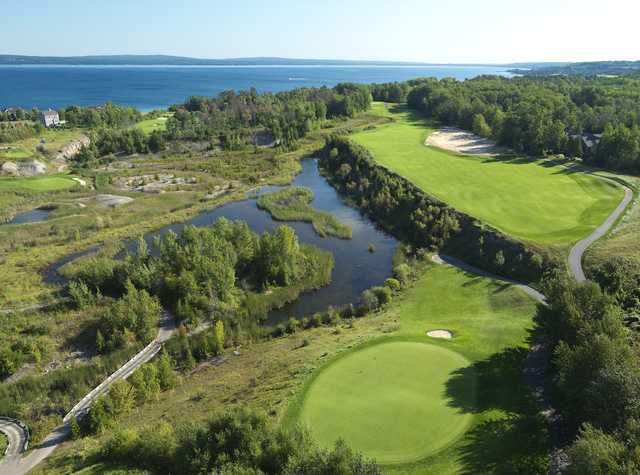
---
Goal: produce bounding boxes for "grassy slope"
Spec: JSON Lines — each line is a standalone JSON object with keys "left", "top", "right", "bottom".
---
{"left": 351, "top": 103, "right": 623, "bottom": 246}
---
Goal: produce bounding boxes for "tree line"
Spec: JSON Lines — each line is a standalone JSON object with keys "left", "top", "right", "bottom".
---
{"left": 373, "top": 75, "right": 640, "bottom": 173}
{"left": 320, "top": 136, "right": 547, "bottom": 282}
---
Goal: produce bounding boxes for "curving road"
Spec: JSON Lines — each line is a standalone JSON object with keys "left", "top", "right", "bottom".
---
{"left": 0, "top": 418, "right": 29, "bottom": 462}
{"left": 0, "top": 310, "right": 176, "bottom": 475}
{"left": 567, "top": 176, "right": 633, "bottom": 282}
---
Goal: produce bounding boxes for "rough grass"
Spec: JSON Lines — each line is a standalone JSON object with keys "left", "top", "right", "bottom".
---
{"left": 0, "top": 147, "right": 32, "bottom": 159}
{"left": 351, "top": 103, "right": 623, "bottom": 246}
{"left": 0, "top": 431, "right": 7, "bottom": 455}
{"left": 3, "top": 128, "right": 84, "bottom": 158}
{"left": 257, "top": 186, "right": 352, "bottom": 238}
{"left": 0, "top": 175, "right": 77, "bottom": 192}
{"left": 585, "top": 173, "right": 640, "bottom": 269}
{"left": 288, "top": 261, "right": 547, "bottom": 473}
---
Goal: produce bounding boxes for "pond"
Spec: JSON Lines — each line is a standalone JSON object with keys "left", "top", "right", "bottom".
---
{"left": 44, "top": 159, "right": 398, "bottom": 325}
{"left": 4, "top": 208, "right": 51, "bottom": 225}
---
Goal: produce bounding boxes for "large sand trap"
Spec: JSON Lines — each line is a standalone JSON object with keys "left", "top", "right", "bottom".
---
{"left": 427, "top": 329, "right": 453, "bottom": 339}
{"left": 426, "top": 127, "right": 505, "bottom": 156}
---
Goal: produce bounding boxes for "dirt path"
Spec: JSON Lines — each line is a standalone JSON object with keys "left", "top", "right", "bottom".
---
{"left": 0, "top": 310, "right": 176, "bottom": 475}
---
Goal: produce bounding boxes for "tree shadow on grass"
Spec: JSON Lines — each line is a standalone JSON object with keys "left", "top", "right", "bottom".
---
{"left": 446, "top": 347, "right": 551, "bottom": 474}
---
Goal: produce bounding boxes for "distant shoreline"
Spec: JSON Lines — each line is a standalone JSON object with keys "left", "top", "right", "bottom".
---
{"left": 0, "top": 64, "right": 514, "bottom": 69}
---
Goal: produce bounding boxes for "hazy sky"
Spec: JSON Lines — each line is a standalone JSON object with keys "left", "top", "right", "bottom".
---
{"left": 2, "top": 0, "right": 639, "bottom": 63}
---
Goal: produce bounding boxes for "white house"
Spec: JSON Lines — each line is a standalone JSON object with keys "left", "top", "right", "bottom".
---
{"left": 40, "top": 109, "right": 61, "bottom": 128}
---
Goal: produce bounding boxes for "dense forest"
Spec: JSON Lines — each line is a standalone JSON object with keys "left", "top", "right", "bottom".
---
{"left": 374, "top": 75, "right": 640, "bottom": 173}
{"left": 540, "top": 263, "right": 640, "bottom": 473}
{"left": 166, "top": 83, "right": 372, "bottom": 149}
{"left": 69, "top": 220, "right": 333, "bottom": 336}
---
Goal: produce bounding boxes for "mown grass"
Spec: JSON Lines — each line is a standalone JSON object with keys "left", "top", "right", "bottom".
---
{"left": 257, "top": 186, "right": 352, "bottom": 238}
{"left": 296, "top": 339, "right": 473, "bottom": 464}
{"left": 0, "top": 175, "right": 77, "bottom": 192}
{"left": 133, "top": 114, "right": 171, "bottom": 135}
{"left": 287, "top": 261, "right": 547, "bottom": 473}
{"left": 351, "top": 103, "right": 623, "bottom": 246}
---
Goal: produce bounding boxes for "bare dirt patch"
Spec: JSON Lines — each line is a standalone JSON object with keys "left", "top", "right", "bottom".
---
{"left": 425, "top": 127, "right": 506, "bottom": 156}
{"left": 115, "top": 173, "right": 198, "bottom": 193}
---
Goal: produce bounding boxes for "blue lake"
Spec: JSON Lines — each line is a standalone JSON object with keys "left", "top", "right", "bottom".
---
{"left": 0, "top": 65, "right": 512, "bottom": 111}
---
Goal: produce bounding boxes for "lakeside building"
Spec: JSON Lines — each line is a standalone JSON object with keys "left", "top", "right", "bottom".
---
{"left": 39, "top": 109, "right": 61, "bottom": 128}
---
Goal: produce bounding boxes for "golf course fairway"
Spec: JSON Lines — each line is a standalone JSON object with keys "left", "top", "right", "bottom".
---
{"left": 298, "top": 340, "right": 474, "bottom": 464}
{"left": 351, "top": 103, "right": 623, "bottom": 245}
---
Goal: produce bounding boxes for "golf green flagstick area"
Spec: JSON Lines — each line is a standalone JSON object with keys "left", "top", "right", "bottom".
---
{"left": 351, "top": 103, "right": 623, "bottom": 245}
{"left": 289, "top": 262, "right": 546, "bottom": 472}
{"left": 299, "top": 341, "right": 473, "bottom": 464}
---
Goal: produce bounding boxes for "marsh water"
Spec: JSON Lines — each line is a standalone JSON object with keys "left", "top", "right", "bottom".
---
{"left": 45, "top": 159, "right": 398, "bottom": 325}
{"left": 5, "top": 208, "right": 51, "bottom": 225}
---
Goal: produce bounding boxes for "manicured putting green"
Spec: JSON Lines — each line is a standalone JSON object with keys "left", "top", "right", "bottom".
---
{"left": 0, "top": 175, "right": 77, "bottom": 192}
{"left": 134, "top": 115, "right": 170, "bottom": 134}
{"left": 352, "top": 103, "right": 624, "bottom": 245}
{"left": 298, "top": 340, "right": 474, "bottom": 464}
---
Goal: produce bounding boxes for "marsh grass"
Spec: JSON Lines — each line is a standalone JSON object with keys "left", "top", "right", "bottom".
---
{"left": 257, "top": 186, "right": 352, "bottom": 239}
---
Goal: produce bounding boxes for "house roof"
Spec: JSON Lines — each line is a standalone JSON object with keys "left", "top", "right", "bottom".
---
{"left": 42, "top": 110, "right": 59, "bottom": 117}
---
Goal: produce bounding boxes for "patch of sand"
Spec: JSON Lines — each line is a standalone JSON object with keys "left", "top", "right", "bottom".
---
{"left": 426, "top": 127, "right": 506, "bottom": 156}
{"left": 77, "top": 194, "right": 134, "bottom": 208}
{"left": 427, "top": 329, "right": 453, "bottom": 339}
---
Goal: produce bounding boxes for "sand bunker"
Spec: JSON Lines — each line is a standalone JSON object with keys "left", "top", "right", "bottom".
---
{"left": 426, "top": 127, "right": 505, "bottom": 156}
{"left": 427, "top": 329, "right": 453, "bottom": 339}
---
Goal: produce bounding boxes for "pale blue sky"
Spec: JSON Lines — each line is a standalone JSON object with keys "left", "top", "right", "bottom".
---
{"left": 2, "top": 0, "right": 639, "bottom": 63}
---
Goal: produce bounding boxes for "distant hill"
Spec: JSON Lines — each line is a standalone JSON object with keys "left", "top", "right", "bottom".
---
{"left": 0, "top": 54, "right": 562, "bottom": 68}
{"left": 0, "top": 55, "right": 460, "bottom": 66}
{"left": 514, "top": 61, "right": 640, "bottom": 76}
